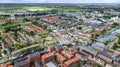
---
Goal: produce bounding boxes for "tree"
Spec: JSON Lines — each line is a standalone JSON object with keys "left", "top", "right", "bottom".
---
{"left": 24, "top": 42, "right": 30, "bottom": 47}
{"left": 90, "top": 36, "right": 95, "bottom": 43}
{"left": 39, "top": 33, "right": 48, "bottom": 48}
{"left": 82, "top": 60, "right": 87, "bottom": 65}
{"left": 97, "top": 64, "right": 102, "bottom": 67}
{"left": 13, "top": 43, "right": 21, "bottom": 50}
{"left": 39, "top": 33, "right": 48, "bottom": 38}
{"left": 104, "top": 41, "right": 109, "bottom": 45}
{"left": 112, "top": 42, "right": 118, "bottom": 50}
{"left": 78, "top": 63, "right": 81, "bottom": 67}
{"left": 47, "top": 28, "right": 52, "bottom": 33}
{"left": 76, "top": 26, "right": 82, "bottom": 30}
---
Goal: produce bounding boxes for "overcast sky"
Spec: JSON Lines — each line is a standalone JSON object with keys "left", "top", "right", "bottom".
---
{"left": 0, "top": 0, "right": 120, "bottom": 3}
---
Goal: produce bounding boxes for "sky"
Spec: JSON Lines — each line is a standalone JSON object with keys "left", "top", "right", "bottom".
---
{"left": 0, "top": 0, "right": 120, "bottom": 3}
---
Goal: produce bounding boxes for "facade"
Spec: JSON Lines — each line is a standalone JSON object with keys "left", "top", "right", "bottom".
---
{"left": 55, "top": 45, "right": 63, "bottom": 52}
{"left": 14, "top": 59, "right": 30, "bottom": 67}
{"left": 48, "top": 45, "right": 55, "bottom": 52}
{"left": 28, "top": 52, "right": 41, "bottom": 63}
{"left": 34, "top": 61, "right": 42, "bottom": 67}
{"left": 75, "top": 52, "right": 87, "bottom": 60}
{"left": 41, "top": 53, "right": 55, "bottom": 64}
{"left": 63, "top": 57, "right": 80, "bottom": 67}
{"left": 61, "top": 50, "right": 74, "bottom": 59}
{"left": 55, "top": 53, "right": 66, "bottom": 64}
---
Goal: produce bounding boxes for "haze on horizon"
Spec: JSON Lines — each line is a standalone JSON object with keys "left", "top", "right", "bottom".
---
{"left": 0, "top": 0, "right": 120, "bottom": 3}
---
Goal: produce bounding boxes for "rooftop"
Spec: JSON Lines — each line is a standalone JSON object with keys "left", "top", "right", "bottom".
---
{"left": 64, "top": 57, "right": 80, "bottom": 66}
{"left": 14, "top": 59, "right": 29, "bottom": 67}
{"left": 98, "top": 35, "right": 116, "bottom": 42}
{"left": 61, "top": 50, "right": 74, "bottom": 58}
{"left": 41, "top": 53, "right": 54, "bottom": 59}
{"left": 45, "top": 62, "right": 57, "bottom": 67}
{"left": 56, "top": 53, "right": 66, "bottom": 61}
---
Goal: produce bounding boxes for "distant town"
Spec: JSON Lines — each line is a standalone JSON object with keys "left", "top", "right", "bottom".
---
{"left": 0, "top": 3, "right": 120, "bottom": 67}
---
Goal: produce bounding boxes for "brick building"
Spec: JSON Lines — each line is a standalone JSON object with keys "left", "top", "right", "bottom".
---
{"left": 55, "top": 53, "right": 66, "bottom": 64}
{"left": 41, "top": 53, "right": 55, "bottom": 64}
{"left": 63, "top": 57, "right": 80, "bottom": 67}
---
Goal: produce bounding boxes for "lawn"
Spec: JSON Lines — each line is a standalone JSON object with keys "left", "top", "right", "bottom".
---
{"left": 0, "top": 21, "right": 30, "bottom": 30}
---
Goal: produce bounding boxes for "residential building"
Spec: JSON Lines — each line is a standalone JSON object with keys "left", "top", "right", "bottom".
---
{"left": 61, "top": 50, "right": 74, "bottom": 59}
{"left": 55, "top": 53, "right": 66, "bottom": 64}
{"left": 63, "top": 57, "right": 80, "bottom": 67}
{"left": 28, "top": 52, "right": 41, "bottom": 63}
{"left": 14, "top": 59, "right": 30, "bottom": 67}
{"left": 41, "top": 53, "right": 55, "bottom": 64}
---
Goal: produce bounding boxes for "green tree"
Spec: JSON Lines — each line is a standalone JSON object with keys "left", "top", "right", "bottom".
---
{"left": 82, "top": 60, "right": 87, "bottom": 65}
{"left": 13, "top": 43, "right": 21, "bottom": 50}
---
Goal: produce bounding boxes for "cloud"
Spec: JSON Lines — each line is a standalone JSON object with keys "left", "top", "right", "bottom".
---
{"left": 0, "top": 0, "right": 120, "bottom": 3}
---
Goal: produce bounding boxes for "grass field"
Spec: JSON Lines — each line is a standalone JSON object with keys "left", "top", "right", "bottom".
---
{"left": 0, "top": 6, "right": 53, "bottom": 12}
{"left": 23, "top": 7, "right": 52, "bottom": 11}
{"left": 57, "top": 8, "right": 87, "bottom": 13}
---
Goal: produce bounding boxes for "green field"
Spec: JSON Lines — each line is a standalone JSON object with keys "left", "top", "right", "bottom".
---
{"left": 57, "top": 8, "right": 87, "bottom": 13}
{"left": 0, "top": 7, "right": 53, "bottom": 12}
{"left": 23, "top": 7, "right": 52, "bottom": 11}
{"left": 0, "top": 21, "right": 30, "bottom": 30}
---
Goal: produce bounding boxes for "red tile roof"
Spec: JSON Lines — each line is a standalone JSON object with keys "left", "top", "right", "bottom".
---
{"left": 41, "top": 53, "right": 54, "bottom": 59}
{"left": 7, "top": 65, "right": 14, "bottom": 67}
{"left": 41, "top": 16, "right": 59, "bottom": 22}
{"left": 64, "top": 57, "right": 80, "bottom": 66}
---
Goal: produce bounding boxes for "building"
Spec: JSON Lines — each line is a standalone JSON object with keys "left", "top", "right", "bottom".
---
{"left": 41, "top": 53, "right": 55, "bottom": 64}
{"left": 34, "top": 61, "right": 42, "bottom": 67}
{"left": 80, "top": 45, "right": 98, "bottom": 56}
{"left": 63, "top": 57, "right": 80, "bottom": 67}
{"left": 7, "top": 65, "right": 14, "bottom": 67}
{"left": 0, "top": 62, "right": 12, "bottom": 67}
{"left": 75, "top": 52, "right": 87, "bottom": 60}
{"left": 55, "top": 44, "right": 63, "bottom": 52}
{"left": 113, "top": 60, "right": 120, "bottom": 67}
{"left": 55, "top": 53, "right": 66, "bottom": 64}
{"left": 28, "top": 52, "right": 41, "bottom": 63}
{"left": 95, "top": 52, "right": 113, "bottom": 66}
{"left": 48, "top": 45, "right": 55, "bottom": 52}
{"left": 0, "top": 64, "right": 7, "bottom": 67}
{"left": 61, "top": 50, "right": 74, "bottom": 59}
{"left": 45, "top": 62, "right": 57, "bottom": 67}
{"left": 14, "top": 59, "right": 29, "bottom": 67}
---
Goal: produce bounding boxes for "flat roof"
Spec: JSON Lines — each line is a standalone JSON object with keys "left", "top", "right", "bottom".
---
{"left": 14, "top": 59, "right": 29, "bottom": 67}
{"left": 98, "top": 35, "right": 116, "bottom": 42}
